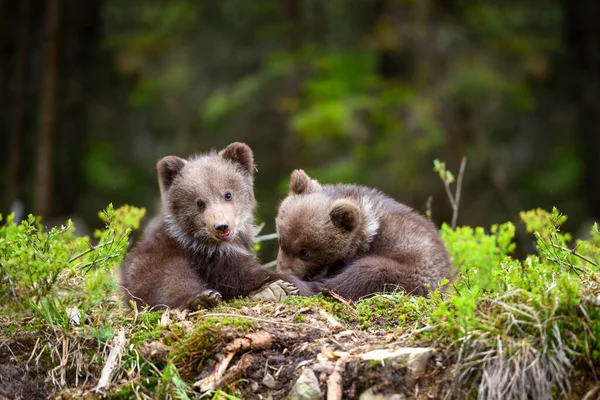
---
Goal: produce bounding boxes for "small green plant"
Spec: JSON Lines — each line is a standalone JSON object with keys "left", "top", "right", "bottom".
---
{"left": 433, "top": 157, "right": 467, "bottom": 229}
{"left": 161, "top": 363, "right": 192, "bottom": 399}
{"left": 29, "top": 296, "right": 74, "bottom": 333}
{"left": 0, "top": 214, "right": 85, "bottom": 302}
{"left": 0, "top": 204, "right": 145, "bottom": 306}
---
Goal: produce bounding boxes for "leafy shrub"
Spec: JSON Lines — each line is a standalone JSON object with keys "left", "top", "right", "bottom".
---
{"left": 429, "top": 208, "right": 600, "bottom": 399}
{"left": 0, "top": 204, "right": 145, "bottom": 306}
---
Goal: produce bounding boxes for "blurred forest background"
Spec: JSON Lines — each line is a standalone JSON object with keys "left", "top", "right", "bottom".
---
{"left": 1, "top": 0, "right": 599, "bottom": 259}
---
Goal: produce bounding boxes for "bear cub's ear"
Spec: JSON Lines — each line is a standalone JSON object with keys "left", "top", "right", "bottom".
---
{"left": 290, "top": 169, "right": 322, "bottom": 195}
{"left": 329, "top": 199, "right": 360, "bottom": 231}
{"left": 157, "top": 156, "right": 187, "bottom": 193}
{"left": 219, "top": 142, "right": 255, "bottom": 174}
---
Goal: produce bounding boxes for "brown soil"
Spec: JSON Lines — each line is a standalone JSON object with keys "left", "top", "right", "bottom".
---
{"left": 0, "top": 332, "right": 51, "bottom": 400}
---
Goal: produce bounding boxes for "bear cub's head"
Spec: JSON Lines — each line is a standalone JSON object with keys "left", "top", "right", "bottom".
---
{"left": 275, "top": 169, "right": 364, "bottom": 279}
{"left": 158, "top": 142, "right": 256, "bottom": 250}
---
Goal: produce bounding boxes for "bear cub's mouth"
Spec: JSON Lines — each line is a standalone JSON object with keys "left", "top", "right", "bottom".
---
{"left": 216, "top": 229, "right": 235, "bottom": 240}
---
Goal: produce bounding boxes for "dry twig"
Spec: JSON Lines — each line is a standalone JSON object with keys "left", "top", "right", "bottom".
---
{"left": 452, "top": 157, "right": 467, "bottom": 229}
{"left": 195, "top": 332, "right": 274, "bottom": 392}
{"left": 327, "top": 352, "right": 349, "bottom": 400}
{"left": 319, "top": 309, "right": 343, "bottom": 333}
{"left": 254, "top": 233, "right": 278, "bottom": 243}
{"left": 95, "top": 328, "right": 127, "bottom": 393}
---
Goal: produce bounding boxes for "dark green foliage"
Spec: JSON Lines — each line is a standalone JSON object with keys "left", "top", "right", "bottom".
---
{"left": 4, "top": 0, "right": 598, "bottom": 255}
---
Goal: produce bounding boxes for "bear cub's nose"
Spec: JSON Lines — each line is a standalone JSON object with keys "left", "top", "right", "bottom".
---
{"left": 214, "top": 221, "right": 230, "bottom": 232}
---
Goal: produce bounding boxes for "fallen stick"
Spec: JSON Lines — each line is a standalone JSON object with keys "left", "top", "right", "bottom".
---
{"left": 226, "top": 331, "right": 274, "bottom": 352}
{"left": 197, "top": 354, "right": 254, "bottom": 392}
{"left": 95, "top": 328, "right": 126, "bottom": 393}
{"left": 326, "top": 353, "right": 349, "bottom": 400}
{"left": 319, "top": 309, "right": 343, "bottom": 332}
{"left": 194, "top": 352, "right": 236, "bottom": 392}
{"left": 194, "top": 332, "right": 274, "bottom": 392}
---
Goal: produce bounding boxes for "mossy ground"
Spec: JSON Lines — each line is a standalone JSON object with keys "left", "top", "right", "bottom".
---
{"left": 1, "top": 205, "right": 599, "bottom": 399}
{"left": 0, "top": 290, "right": 446, "bottom": 399}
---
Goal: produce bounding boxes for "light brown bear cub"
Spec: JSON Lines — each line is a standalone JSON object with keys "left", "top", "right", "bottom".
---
{"left": 275, "top": 170, "right": 452, "bottom": 300}
{"left": 120, "top": 143, "right": 309, "bottom": 310}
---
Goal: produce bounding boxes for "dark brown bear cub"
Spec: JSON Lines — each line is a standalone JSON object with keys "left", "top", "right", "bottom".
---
{"left": 120, "top": 143, "right": 308, "bottom": 310}
{"left": 275, "top": 169, "right": 452, "bottom": 300}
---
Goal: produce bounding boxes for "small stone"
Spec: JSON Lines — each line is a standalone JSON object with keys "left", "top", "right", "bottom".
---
{"left": 360, "top": 347, "right": 433, "bottom": 379}
{"left": 289, "top": 368, "right": 322, "bottom": 400}
{"left": 312, "top": 362, "right": 334, "bottom": 375}
{"left": 334, "top": 330, "right": 358, "bottom": 342}
{"left": 262, "top": 372, "right": 278, "bottom": 390}
{"left": 250, "top": 380, "right": 259, "bottom": 391}
{"left": 359, "top": 388, "right": 406, "bottom": 400}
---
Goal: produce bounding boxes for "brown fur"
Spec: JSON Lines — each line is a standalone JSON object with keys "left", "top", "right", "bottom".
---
{"left": 120, "top": 143, "right": 312, "bottom": 310}
{"left": 276, "top": 169, "right": 452, "bottom": 300}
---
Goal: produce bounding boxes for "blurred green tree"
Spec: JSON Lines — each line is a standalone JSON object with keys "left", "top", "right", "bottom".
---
{"left": 0, "top": 0, "right": 597, "bottom": 261}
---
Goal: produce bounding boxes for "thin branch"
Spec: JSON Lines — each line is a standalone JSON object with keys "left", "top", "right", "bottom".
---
{"left": 68, "top": 239, "right": 115, "bottom": 263}
{"left": 77, "top": 254, "right": 121, "bottom": 271}
{"left": 550, "top": 242, "right": 597, "bottom": 267}
{"left": 0, "top": 261, "right": 17, "bottom": 298}
{"left": 452, "top": 157, "right": 467, "bottom": 230}
{"left": 254, "top": 233, "right": 278, "bottom": 243}
{"left": 443, "top": 180, "right": 456, "bottom": 210}
{"left": 547, "top": 257, "right": 584, "bottom": 275}
{"left": 425, "top": 196, "right": 433, "bottom": 220}
{"left": 254, "top": 222, "right": 265, "bottom": 236}
{"left": 261, "top": 260, "right": 277, "bottom": 270}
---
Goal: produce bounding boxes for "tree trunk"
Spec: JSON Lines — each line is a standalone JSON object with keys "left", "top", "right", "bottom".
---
{"left": 562, "top": 0, "right": 600, "bottom": 220}
{"left": 7, "top": 0, "right": 31, "bottom": 207}
{"left": 34, "top": 0, "right": 61, "bottom": 217}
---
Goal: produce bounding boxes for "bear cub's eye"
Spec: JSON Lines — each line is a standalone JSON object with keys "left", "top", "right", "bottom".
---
{"left": 224, "top": 192, "right": 233, "bottom": 201}
{"left": 298, "top": 249, "right": 309, "bottom": 260}
{"left": 197, "top": 200, "right": 205, "bottom": 209}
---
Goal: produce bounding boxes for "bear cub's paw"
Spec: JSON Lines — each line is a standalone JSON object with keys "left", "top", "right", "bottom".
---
{"left": 249, "top": 280, "right": 299, "bottom": 301}
{"left": 189, "top": 289, "right": 223, "bottom": 310}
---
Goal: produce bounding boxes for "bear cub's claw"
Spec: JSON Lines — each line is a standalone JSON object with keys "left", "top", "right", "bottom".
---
{"left": 189, "top": 289, "right": 222, "bottom": 310}
{"left": 249, "top": 279, "right": 299, "bottom": 301}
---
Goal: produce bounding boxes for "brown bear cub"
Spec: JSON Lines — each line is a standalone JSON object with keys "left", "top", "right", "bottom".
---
{"left": 120, "top": 143, "right": 311, "bottom": 310}
{"left": 275, "top": 170, "right": 452, "bottom": 300}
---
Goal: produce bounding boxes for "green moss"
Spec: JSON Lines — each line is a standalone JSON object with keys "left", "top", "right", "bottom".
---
{"left": 284, "top": 294, "right": 356, "bottom": 323}
{"left": 205, "top": 316, "right": 255, "bottom": 329}
{"left": 354, "top": 293, "right": 437, "bottom": 330}
{"left": 169, "top": 316, "right": 257, "bottom": 380}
